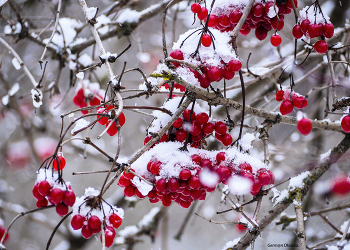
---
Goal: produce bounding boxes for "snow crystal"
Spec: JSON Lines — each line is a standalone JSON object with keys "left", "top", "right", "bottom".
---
{"left": 274, "top": 189, "right": 289, "bottom": 204}
{"left": 78, "top": 54, "right": 93, "bottom": 67}
{"left": 31, "top": 88, "right": 43, "bottom": 108}
{"left": 86, "top": 7, "right": 97, "bottom": 20}
{"left": 76, "top": 72, "right": 84, "bottom": 79}
{"left": 267, "top": 5, "right": 278, "bottom": 18}
{"left": 299, "top": 6, "right": 330, "bottom": 25}
{"left": 222, "top": 238, "right": 241, "bottom": 250}
{"left": 12, "top": 58, "right": 21, "bottom": 70}
{"left": 289, "top": 171, "right": 310, "bottom": 190}
{"left": 9, "top": 83, "right": 19, "bottom": 96}
{"left": 2, "top": 95, "right": 9, "bottom": 105}
{"left": 199, "top": 168, "right": 219, "bottom": 188}
{"left": 239, "top": 133, "right": 255, "bottom": 151}
{"left": 228, "top": 176, "right": 253, "bottom": 195}
{"left": 4, "top": 22, "right": 21, "bottom": 34}
{"left": 118, "top": 225, "right": 139, "bottom": 237}
{"left": 175, "top": 66, "right": 200, "bottom": 87}
{"left": 71, "top": 118, "right": 90, "bottom": 134}
{"left": 131, "top": 176, "right": 153, "bottom": 196}
{"left": 138, "top": 207, "right": 160, "bottom": 228}
{"left": 320, "top": 149, "right": 331, "bottom": 162}
{"left": 96, "top": 14, "right": 111, "bottom": 35}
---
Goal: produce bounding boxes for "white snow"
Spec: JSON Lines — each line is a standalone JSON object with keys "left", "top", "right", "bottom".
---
{"left": 71, "top": 118, "right": 90, "bottom": 135}
{"left": 289, "top": 171, "right": 310, "bottom": 190}
{"left": 31, "top": 88, "right": 43, "bottom": 108}
{"left": 78, "top": 53, "right": 93, "bottom": 67}
{"left": 228, "top": 176, "right": 253, "bottom": 195}
{"left": 86, "top": 7, "right": 97, "bottom": 20}
{"left": 138, "top": 207, "right": 160, "bottom": 228}
{"left": 76, "top": 72, "right": 84, "bottom": 79}
{"left": 131, "top": 176, "right": 153, "bottom": 196}
{"left": 2, "top": 95, "right": 9, "bottom": 105}
{"left": 118, "top": 225, "right": 139, "bottom": 237}
{"left": 239, "top": 133, "right": 256, "bottom": 151}
{"left": 320, "top": 149, "right": 331, "bottom": 162}
{"left": 9, "top": 83, "right": 19, "bottom": 96}
{"left": 299, "top": 6, "right": 330, "bottom": 24}
{"left": 12, "top": 58, "right": 21, "bottom": 70}
{"left": 199, "top": 168, "right": 219, "bottom": 188}
{"left": 222, "top": 238, "right": 241, "bottom": 250}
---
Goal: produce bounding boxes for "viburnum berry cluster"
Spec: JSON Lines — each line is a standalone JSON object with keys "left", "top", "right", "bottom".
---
{"left": 119, "top": 141, "right": 275, "bottom": 208}
{"left": 275, "top": 89, "right": 308, "bottom": 115}
{"left": 32, "top": 169, "right": 76, "bottom": 216}
{"left": 195, "top": 0, "right": 297, "bottom": 45}
{"left": 292, "top": 5, "right": 334, "bottom": 54}
{"left": 97, "top": 105, "right": 126, "bottom": 136}
{"left": 73, "top": 80, "right": 105, "bottom": 114}
{"left": 71, "top": 188, "right": 124, "bottom": 248}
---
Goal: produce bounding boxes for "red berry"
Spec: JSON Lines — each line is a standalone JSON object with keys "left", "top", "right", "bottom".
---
{"left": 241, "top": 171, "right": 254, "bottom": 183}
{"left": 190, "top": 121, "right": 202, "bottom": 136}
{"left": 223, "top": 67, "right": 235, "bottom": 80}
{"left": 323, "top": 22, "right": 334, "bottom": 38}
{"left": 218, "top": 14, "right": 230, "bottom": 27}
{"left": 150, "top": 161, "right": 161, "bottom": 175}
{"left": 196, "top": 112, "right": 209, "bottom": 125}
{"left": 308, "top": 23, "right": 321, "bottom": 38}
{"left": 216, "top": 166, "right": 231, "bottom": 181}
{"left": 144, "top": 135, "right": 152, "bottom": 145}
{"left": 271, "top": 17, "right": 284, "bottom": 31}
{"left": 56, "top": 202, "right": 69, "bottom": 216}
{"left": 301, "top": 19, "right": 310, "bottom": 34}
{"left": 270, "top": 34, "right": 282, "bottom": 47}
{"left": 156, "top": 178, "right": 167, "bottom": 192}
{"left": 109, "top": 213, "right": 123, "bottom": 228}
{"left": 250, "top": 180, "right": 262, "bottom": 196}
{"left": 49, "top": 188, "right": 64, "bottom": 205}
{"left": 292, "top": 96, "right": 308, "bottom": 109}
{"left": 297, "top": 117, "right": 312, "bottom": 135}
{"left": 332, "top": 176, "right": 350, "bottom": 195}
{"left": 239, "top": 162, "right": 252, "bottom": 173}
{"left": 167, "top": 178, "right": 180, "bottom": 192}
{"left": 63, "top": 190, "right": 76, "bottom": 207}
{"left": 188, "top": 176, "right": 201, "bottom": 189}
{"left": 276, "top": 90, "right": 284, "bottom": 101}
{"left": 123, "top": 169, "right": 135, "bottom": 179}
{"left": 207, "top": 66, "right": 222, "bottom": 82}
{"left": 179, "top": 169, "right": 192, "bottom": 180}
{"left": 280, "top": 99, "right": 293, "bottom": 115}
{"left": 252, "top": 3, "right": 264, "bottom": 17}
{"left": 183, "top": 109, "right": 196, "bottom": 121}
{"left": 197, "top": 7, "right": 208, "bottom": 20}
{"left": 202, "top": 122, "right": 214, "bottom": 134}
{"left": 89, "top": 96, "right": 101, "bottom": 106}
{"left": 215, "top": 132, "right": 224, "bottom": 142}
{"left": 176, "top": 129, "right": 187, "bottom": 142}
{"left": 191, "top": 154, "right": 202, "bottom": 164}
{"left": 118, "top": 175, "right": 132, "bottom": 187}
{"left": 71, "top": 214, "right": 85, "bottom": 230}
{"left": 173, "top": 117, "right": 183, "bottom": 128}
{"left": 170, "top": 49, "right": 184, "bottom": 60}
{"left": 32, "top": 183, "right": 45, "bottom": 200}
{"left": 88, "top": 215, "right": 101, "bottom": 230}
{"left": 190, "top": 3, "right": 202, "bottom": 14}
{"left": 229, "top": 9, "right": 242, "bottom": 24}
{"left": 314, "top": 40, "right": 328, "bottom": 54}
{"left": 222, "top": 134, "right": 233, "bottom": 146}
{"left": 215, "top": 121, "right": 227, "bottom": 135}
{"left": 266, "top": 170, "right": 275, "bottom": 185}
{"left": 258, "top": 170, "right": 271, "bottom": 186}
{"left": 124, "top": 185, "right": 136, "bottom": 197}
{"left": 207, "top": 15, "right": 218, "bottom": 27}
{"left": 341, "top": 116, "right": 350, "bottom": 133}
{"left": 198, "top": 74, "right": 211, "bottom": 88}
{"left": 227, "top": 60, "right": 242, "bottom": 72}
{"left": 106, "top": 121, "right": 118, "bottom": 136}
{"left": 201, "top": 158, "right": 213, "bottom": 169}
{"left": 53, "top": 154, "right": 66, "bottom": 171}
{"left": 36, "top": 198, "right": 48, "bottom": 208}
{"left": 81, "top": 224, "right": 93, "bottom": 239}
{"left": 292, "top": 24, "right": 303, "bottom": 39}
{"left": 38, "top": 180, "right": 51, "bottom": 196}
{"left": 100, "top": 228, "right": 115, "bottom": 247}
{"left": 264, "top": 2, "right": 274, "bottom": 14}
{"left": 216, "top": 152, "right": 226, "bottom": 163}
{"left": 201, "top": 34, "right": 212, "bottom": 47}
{"left": 239, "top": 28, "right": 251, "bottom": 36}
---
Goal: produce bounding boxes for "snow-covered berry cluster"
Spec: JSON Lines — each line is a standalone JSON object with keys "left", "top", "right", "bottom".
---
{"left": 73, "top": 80, "right": 105, "bottom": 114}
{"left": 292, "top": 6, "right": 334, "bottom": 54}
{"left": 119, "top": 141, "right": 275, "bottom": 208}
{"left": 97, "top": 105, "right": 126, "bottom": 136}
{"left": 32, "top": 169, "right": 76, "bottom": 216}
{"left": 192, "top": 0, "right": 297, "bottom": 46}
{"left": 276, "top": 89, "right": 308, "bottom": 115}
{"left": 71, "top": 188, "right": 124, "bottom": 248}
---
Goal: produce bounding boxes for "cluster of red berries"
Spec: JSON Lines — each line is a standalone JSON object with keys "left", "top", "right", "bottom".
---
{"left": 120, "top": 143, "right": 275, "bottom": 208}
{"left": 331, "top": 176, "right": 350, "bottom": 196}
{"left": 97, "top": 105, "right": 126, "bottom": 136}
{"left": 73, "top": 88, "right": 103, "bottom": 114}
{"left": 275, "top": 89, "right": 308, "bottom": 115}
{"left": 192, "top": 0, "right": 297, "bottom": 46}
{"left": 169, "top": 49, "right": 242, "bottom": 89}
{"left": 32, "top": 169, "right": 76, "bottom": 216}
{"left": 71, "top": 188, "right": 124, "bottom": 247}
{"left": 341, "top": 115, "right": 350, "bottom": 133}
{"left": 0, "top": 224, "right": 9, "bottom": 244}
{"left": 293, "top": 6, "right": 334, "bottom": 54}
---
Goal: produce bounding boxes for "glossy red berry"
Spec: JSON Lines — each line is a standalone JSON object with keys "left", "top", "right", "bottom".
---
{"left": 229, "top": 9, "right": 242, "bottom": 24}
{"left": 150, "top": 161, "right": 161, "bottom": 175}
{"left": 173, "top": 118, "right": 183, "bottom": 128}
{"left": 81, "top": 224, "right": 94, "bottom": 239}
{"left": 71, "top": 214, "right": 85, "bottom": 230}
{"left": 202, "top": 122, "right": 214, "bottom": 134}
{"left": 36, "top": 198, "right": 48, "bottom": 208}
{"left": 191, "top": 3, "right": 202, "bottom": 14}
{"left": 292, "top": 24, "right": 303, "bottom": 39}
{"left": 170, "top": 49, "right": 184, "bottom": 60}
{"left": 176, "top": 129, "right": 187, "bottom": 142}
{"left": 270, "top": 34, "right": 282, "bottom": 47}
{"left": 124, "top": 185, "right": 136, "bottom": 197}
{"left": 156, "top": 178, "right": 167, "bottom": 192}
{"left": 189, "top": 176, "right": 201, "bottom": 189}
{"left": 190, "top": 121, "right": 202, "bottom": 136}
{"left": 218, "top": 14, "right": 230, "bottom": 27}
{"left": 250, "top": 180, "right": 262, "bottom": 196}
{"left": 88, "top": 215, "right": 101, "bottom": 230}
{"left": 179, "top": 169, "right": 192, "bottom": 180}
{"left": 53, "top": 154, "right": 66, "bottom": 171}
{"left": 216, "top": 152, "right": 226, "bottom": 163}
{"left": 168, "top": 178, "right": 180, "bottom": 192}
{"left": 183, "top": 110, "right": 196, "bottom": 121}
{"left": 228, "top": 60, "right": 242, "bottom": 72}
{"left": 292, "top": 96, "right": 308, "bottom": 109}
{"left": 196, "top": 113, "right": 209, "bottom": 125}
{"left": 118, "top": 175, "right": 132, "bottom": 187}
{"left": 297, "top": 118, "right": 312, "bottom": 135}
{"left": 271, "top": 17, "right": 284, "bottom": 31}
{"left": 198, "top": 74, "right": 211, "bottom": 88}
{"left": 323, "top": 22, "right": 334, "bottom": 38}
{"left": 222, "top": 134, "right": 233, "bottom": 146}
{"left": 301, "top": 19, "right": 310, "bottom": 34}
{"left": 38, "top": 180, "right": 51, "bottom": 196}
{"left": 258, "top": 170, "right": 271, "bottom": 186}
{"left": 49, "top": 188, "right": 64, "bottom": 204}
{"left": 201, "top": 34, "right": 212, "bottom": 47}
{"left": 240, "top": 162, "right": 253, "bottom": 173}
{"left": 252, "top": 3, "right": 264, "bottom": 17}
{"left": 197, "top": 7, "right": 208, "bottom": 20}
{"left": 276, "top": 90, "right": 284, "bottom": 101}
{"left": 63, "top": 190, "right": 76, "bottom": 207}
{"left": 314, "top": 40, "right": 328, "bottom": 54}
{"left": 207, "top": 66, "right": 222, "bottom": 82}
{"left": 308, "top": 24, "right": 321, "bottom": 38}
{"left": 280, "top": 99, "right": 293, "bottom": 115}
{"left": 56, "top": 202, "right": 69, "bottom": 216}
{"left": 106, "top": 121, "right": 118, "bottom": 136}
{"left": 207, "top": 15, "right": 218, "bottom": 27}
{"left": 341, "top": 116, "right": 350, "bottom": 133}
{"left": 100, "top": 228, "right": 115, "bottom": 247}
{"left": 215, "top": 121, "right": 227, "bottom": 135}
{"left": 332, "top": 176, "right": 350, "bottom": 195}
{"left": 109, "top": 213, "right": 123, "bottom": 229}
{"left": 255, "top": 25, "right": 268, "bottom": 40}
{"left": 32, "top": 183, "right": 45, "bottom": 200}
{"left": 216, "top": 166, "right": 231, "bottom": 181}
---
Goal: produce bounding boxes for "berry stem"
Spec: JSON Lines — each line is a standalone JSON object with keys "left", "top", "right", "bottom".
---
{"left": 45, "top": 211, "right": 72, "bottom": 250}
